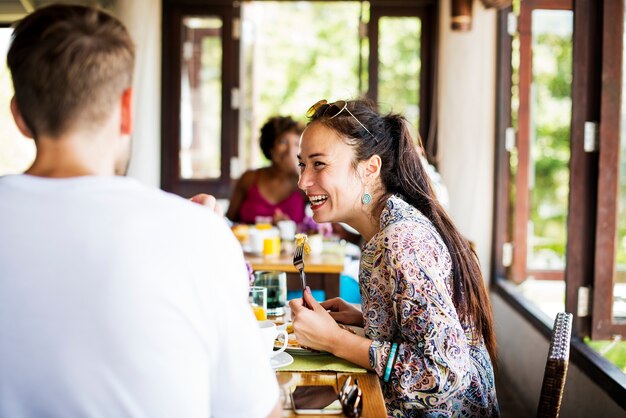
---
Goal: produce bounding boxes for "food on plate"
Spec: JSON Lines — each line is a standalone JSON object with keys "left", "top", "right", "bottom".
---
{"left": 275, "top": 332, "right": 323, "bottom": 353}
{"left": 294, "top": 233, "right": 311, "bottom": 255}
{"left": 274, "top": 321, "right": 294, "bottom": 334}
{"left": 274, "top": 329, "right": 303, "bottom": 349}
{"left": 287, "top": 334, "right": 300, "bottom": 347}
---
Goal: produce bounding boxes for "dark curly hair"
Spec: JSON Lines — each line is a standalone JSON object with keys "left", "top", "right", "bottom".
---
{"left": 259, "top": 116, "right": 304, "bottom": 160}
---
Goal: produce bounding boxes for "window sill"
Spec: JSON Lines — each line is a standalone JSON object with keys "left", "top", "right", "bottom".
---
{"left": 493, "top": 277, "right": 626, "bottom": 410}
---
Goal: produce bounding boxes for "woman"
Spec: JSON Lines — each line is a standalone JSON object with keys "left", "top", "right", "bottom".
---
{"left": 290, "top": 99, "right": 499, "bottom": 417}
{"left": 227, "top": 116, "right": 306, "bottom": 224}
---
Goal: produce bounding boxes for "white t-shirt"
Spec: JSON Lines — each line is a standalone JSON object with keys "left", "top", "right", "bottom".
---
{"left": 0, "top": 175, "right": 279, "bottom": 418}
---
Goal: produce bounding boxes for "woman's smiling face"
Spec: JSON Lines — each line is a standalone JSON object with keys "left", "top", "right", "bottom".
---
{"left": 270, "top": 131, "right": 300, "bottom": 174}
{"left": 297, "top": 123, "right": 364, "bottom": 224}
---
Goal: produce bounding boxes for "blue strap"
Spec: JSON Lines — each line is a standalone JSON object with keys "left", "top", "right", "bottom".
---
{"left": 383, "top": 342, "right": 398, "bottom": 383}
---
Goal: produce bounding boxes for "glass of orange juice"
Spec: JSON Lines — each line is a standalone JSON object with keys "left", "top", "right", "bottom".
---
{"left": 249, "top": 286, "right": 267, "bottom": 321}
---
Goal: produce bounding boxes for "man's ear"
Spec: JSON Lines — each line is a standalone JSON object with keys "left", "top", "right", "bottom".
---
{"left": 10, "top": 97, "right": 34, "bottom": 139}
{"left": 120, "top": 88, "right": 134, "bottom": 136}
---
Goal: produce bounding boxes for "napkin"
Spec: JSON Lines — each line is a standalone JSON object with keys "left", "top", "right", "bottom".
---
{"left": 276, "top": 354, "right": 367, "bottom": 373}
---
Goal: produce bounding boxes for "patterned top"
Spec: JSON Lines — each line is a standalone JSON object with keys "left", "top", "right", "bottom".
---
{"left": 361, "top": 195, "right": 499, "bottom": 417}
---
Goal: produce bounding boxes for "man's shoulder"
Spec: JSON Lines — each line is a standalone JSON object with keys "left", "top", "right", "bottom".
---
{"left": 128, "top": 181, "right": 231, "bottom": 232}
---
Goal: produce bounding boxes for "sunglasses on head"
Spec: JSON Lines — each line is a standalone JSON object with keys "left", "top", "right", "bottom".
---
{"left": 306, "top": 99, "right": 378, "bottom": 143}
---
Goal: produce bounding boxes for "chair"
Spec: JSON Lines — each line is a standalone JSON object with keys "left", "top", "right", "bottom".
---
{"left": 537, "top": 312, "right": 573, "bottom": 418}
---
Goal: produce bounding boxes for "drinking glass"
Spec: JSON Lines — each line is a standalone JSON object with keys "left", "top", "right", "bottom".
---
{"left": 253, "top": 271, "right": 287, "bottom": 316}
{"left": 263, "top": 236, "right": 281, "bottom": 258}
{"left": 249, "top": 286, "right": 267, "bottom": 321}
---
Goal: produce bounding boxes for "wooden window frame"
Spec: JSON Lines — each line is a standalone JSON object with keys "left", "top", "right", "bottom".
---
{"left": 593, "top": 0, "right": 626, "bottom": 340}
{"left": 511, "top": 0, "right": 572, "bottom": 284}
{"left": 368, "top": 3, "right": 437, "bottom": 153}
{"left": 161, "top": 1, "right": 239, "bottom": 198}
{"left": 493, "top": 0, "right": 626, "bottom": 407}
{"left": 161, "top": 0, "right": 437, "bottom": 198}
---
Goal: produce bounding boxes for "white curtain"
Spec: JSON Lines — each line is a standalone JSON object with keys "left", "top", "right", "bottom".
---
{"left": 113, "top": 0, "right": 162, "bottom": 188}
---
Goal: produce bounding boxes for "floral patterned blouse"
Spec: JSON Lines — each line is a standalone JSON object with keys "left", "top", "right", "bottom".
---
{"left": 361, "top": 195, "right": 499, "bottom": 417}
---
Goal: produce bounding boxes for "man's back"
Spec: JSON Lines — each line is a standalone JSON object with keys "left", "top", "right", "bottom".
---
{"left": 0, "top": 175, "right": 278, "bottom": 417}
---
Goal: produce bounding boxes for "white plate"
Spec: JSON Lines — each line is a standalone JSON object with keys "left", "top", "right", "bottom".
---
{"left": 275, "top": 333, "right": 327, "bottom": 355}
{"left": 270, "top": 351, "right": 294, "bottom": 369}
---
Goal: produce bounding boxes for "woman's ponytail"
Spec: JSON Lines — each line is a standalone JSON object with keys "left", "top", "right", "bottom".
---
{"left": 380, "top": 113, "right": 498, "bottom": 366}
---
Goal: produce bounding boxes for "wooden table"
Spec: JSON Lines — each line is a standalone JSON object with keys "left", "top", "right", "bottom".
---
{"left": 276, "top": 371, "right": 387, "bottom": 417}
{"left": 246, "top": 253, "right": 345, "bottom": 299}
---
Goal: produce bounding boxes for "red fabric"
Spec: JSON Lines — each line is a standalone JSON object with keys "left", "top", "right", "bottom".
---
{"left": 238, "top": 184, "right": 305, "bottom": 224}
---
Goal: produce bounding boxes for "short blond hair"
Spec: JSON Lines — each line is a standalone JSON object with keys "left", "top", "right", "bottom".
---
{"left": 7, "top": 4, "right": 135, "bottom": 138}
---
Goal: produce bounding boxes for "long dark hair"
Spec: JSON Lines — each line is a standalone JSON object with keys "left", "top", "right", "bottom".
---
{"left": 307, "top": 99, "right": 497, "bottom": 363}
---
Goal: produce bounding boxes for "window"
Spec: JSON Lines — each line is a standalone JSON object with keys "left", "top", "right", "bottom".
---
{"left": 593, "top": 0, "right": 626, "bottom": 341}
{"left": 238, "top": 1, "right": 366, "bottom": 174}
{"left": 162, "top": 0, "right": 436, "bottom": 198}
{"left": 162, "top": 3, "right": 238, "bottom": 198}
{"left": 377, "top": 15, "right": 421, "bottom": 140}
{"left": 179, "top": 16, "right": 224, "bottom": 181}
{"left": 494, "top": 0, "right": 626, "bottom": 396}
{"left": 509, "top": 1, "right": 573, "bottom": 317}
{"left": 371, "top": 5, "right": 434, "bottom": 147}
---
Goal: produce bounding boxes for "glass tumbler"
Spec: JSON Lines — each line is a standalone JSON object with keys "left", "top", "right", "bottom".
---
{"left": 253, "top": 270, "right": 287, "bottom": 316}
{"left": 249, "top": 286, "right": 267, "bottom": 321}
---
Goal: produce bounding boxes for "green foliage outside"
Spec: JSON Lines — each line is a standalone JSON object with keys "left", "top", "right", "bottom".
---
{"left": 585, "top": 337, "right": 626, "bottom": 373}
{"left": 239, "top": 1, "right": 422, "bottom": 169}
{"left": 240, "top": 1, "right": 365, "bottom": 171}
{"left": 529, "top": 26, "right": 572, "bottom": 268}
{"left": 378, "top": 16, "right": 421, "bottom": 142}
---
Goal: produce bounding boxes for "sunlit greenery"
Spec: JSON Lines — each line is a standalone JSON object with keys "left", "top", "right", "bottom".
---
{"left": 378, "top": 16, "right": 421, "bottom": 141}
{"left": 528, "top": 12, "right": 572, "bottom": 269}
{"left": 507, "top": 10, "right": 573, "bottom": 270}
{"left": 585, "top": 337, "right": 626, "bottom": 373}
{"left": 239, "top": 1, "right": 422, "bottom": 170}
{"left": 240, "top": 1, "right": 367, "bottom": 170}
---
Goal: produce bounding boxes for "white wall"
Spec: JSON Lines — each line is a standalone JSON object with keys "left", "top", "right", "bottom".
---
{"left": 437, "top": 0, "right": 496, "bottom": 280}
{"left": 114, "top": 0, "right": 162, "bottom": 188}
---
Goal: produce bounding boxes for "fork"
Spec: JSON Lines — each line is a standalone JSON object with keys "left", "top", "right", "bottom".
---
{"left": 293, "top": 242, "right": 309, "bottom": 309}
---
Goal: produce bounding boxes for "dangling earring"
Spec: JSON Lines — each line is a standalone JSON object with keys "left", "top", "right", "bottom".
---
{"left": 361, "top": 192, "right": 372, "bottom": 205}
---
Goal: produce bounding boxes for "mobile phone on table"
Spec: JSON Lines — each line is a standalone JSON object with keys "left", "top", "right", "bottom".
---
{"left": 290, "top": 385, "right": 342, "bottom": 415}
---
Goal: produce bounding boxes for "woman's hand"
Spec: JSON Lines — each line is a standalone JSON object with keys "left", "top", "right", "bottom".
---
{"left": 272, "top": 208, "right": 290, "bottom": 223}
{"left": 320, "top": 297, "right": 364, "bottom": 327}
{"left": 289, "top": 288, "right": 346, "bottom": 353}
{"left": 190, "top": 193, "right": 224, "bottom": 217}
{"left": 291, "top": 289, "right": 373, "bottom": 368}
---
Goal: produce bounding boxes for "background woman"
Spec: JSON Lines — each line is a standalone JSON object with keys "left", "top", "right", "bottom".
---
{"left": 227, "top": 116, "right": 305, "bottom": 224}
{"left": 290, "top": 99, "right": 499, "bottom": 417}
